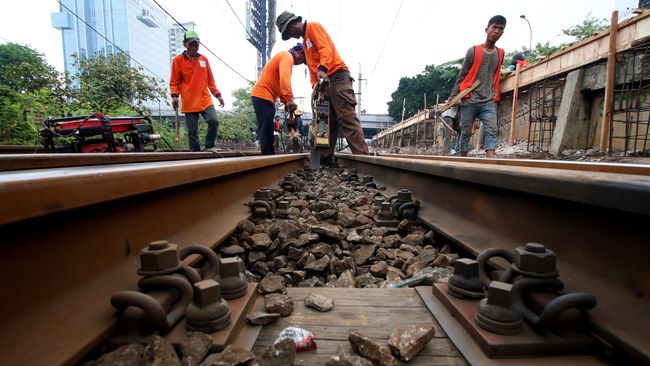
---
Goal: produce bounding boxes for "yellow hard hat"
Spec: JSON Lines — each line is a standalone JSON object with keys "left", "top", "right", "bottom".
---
{"left": 295, "top": 109, "right": 303, "bottom": 116}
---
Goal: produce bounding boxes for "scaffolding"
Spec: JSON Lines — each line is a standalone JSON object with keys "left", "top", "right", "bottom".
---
{"left": 610, "top": 44, "right": 650, "bottom": 155}
{"left": 525, "top": 77, "right": 565, "bottom": 152}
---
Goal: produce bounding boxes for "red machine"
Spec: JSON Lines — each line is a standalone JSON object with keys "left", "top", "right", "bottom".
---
{"left": 40, "top": 113, "right": 160, "bottom": 153}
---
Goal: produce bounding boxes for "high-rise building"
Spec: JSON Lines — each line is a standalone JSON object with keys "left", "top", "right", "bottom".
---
{"left": 169, "top": 21, "right": 196, "bottom": 64}
{"left": 52, "top": 0, "right": 170, "bottom": 110}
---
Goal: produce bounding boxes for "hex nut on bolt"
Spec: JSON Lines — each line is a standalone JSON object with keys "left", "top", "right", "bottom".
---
{"left": 221, "top": 257, "right": 242, "bottom": 277}
{"left": 138, "top": 240, "right": 181, "bottom": 276}
{"left": 448, "top": 258, "right": 484, "bottom": 298}
{"left": 186, "top": 279, "right": 232, "bottom": 332}
{"left": 486, "top": 281, "right": 514, "bottom": 308}
{"left": 514, "top": 242, "right": 558, "bottom": 277}
{"left": 378, "top": 201, "right": 394, "bottom": 219}
{"left": 397, "top": 189, "right": 412, "bottom": 201}
{"left": 276, "top": 201, "right": 290, "bottom": 218}
{"left": 254, "top": 188, "right": 273, "bottom": 201}
{"left": 193, "top": 279, "right": 222, "bottom": 308}
{"left": 219, "top": 257, "right": 248, "bottom": 299}
{"left": 475, "top": 281, "right": 523, "bottom": 335}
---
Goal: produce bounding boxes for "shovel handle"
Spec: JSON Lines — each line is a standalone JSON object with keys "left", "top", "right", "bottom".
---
{"left": 174, "top": 107, "right": 180, "bottom": 143}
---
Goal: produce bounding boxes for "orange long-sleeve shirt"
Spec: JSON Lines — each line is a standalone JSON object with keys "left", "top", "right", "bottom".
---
{"left": 251, "top": 50, "right": 295, "bottom": 104}
{"left": 302, "top": 21, "right": 348, "bottom": 86}
{"left": 169, "top": 52, "right": 221, "bottom": 113}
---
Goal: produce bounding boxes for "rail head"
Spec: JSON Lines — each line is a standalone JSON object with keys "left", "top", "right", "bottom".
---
{"left": 0, "top": 154, "right": 307, "bottom": 225}
{"left": 338, "top": 153, "right": 650, "bottom": 216}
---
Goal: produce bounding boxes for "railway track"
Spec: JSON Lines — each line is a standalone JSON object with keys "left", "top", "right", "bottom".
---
{"left": 0, "top": 153, "right": 648, "bottom": 365}
{"left": 0, "top": 150, "right": 261, "bottom": 171}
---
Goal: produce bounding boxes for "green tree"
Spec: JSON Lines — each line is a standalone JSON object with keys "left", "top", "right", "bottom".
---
{"left": 73, "top": 53, "right": 167, "bottom": 114}
{"left": 386, "top": 59, "right": 460, "bottom": 121}
{"left": 505, "top": 41, "right": 562, "bottom": 67}
{"left": 218, "top": 87, "right": 256, "bottom": 141}
{"left": 562, "top": 13, "right": 609, "bottom": 41}
{"left": 0, "top": 42, "right": 71, "bottom": 144}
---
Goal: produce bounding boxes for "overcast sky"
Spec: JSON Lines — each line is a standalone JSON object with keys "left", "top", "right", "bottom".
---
{"left": 0, "top": 0, "right": 636, "bottom": 114}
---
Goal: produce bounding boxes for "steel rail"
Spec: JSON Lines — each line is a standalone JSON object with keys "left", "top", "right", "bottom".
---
{"left": 0, "top": 145, "right": 46, "bottom": 154}
{"left": 337, "top": 153, "right": 650, "bottom": 363}
{"left": 0, "top": 154, "right": 306, "bottom": 366}
{"left": 0, "top": 151, "right": 261, "bottom": 171}
{"left": 375, "top": 153, "right": 650, "bottom": 176}
{"left": 0, "top": 154, "right": 298, "bottom": 225}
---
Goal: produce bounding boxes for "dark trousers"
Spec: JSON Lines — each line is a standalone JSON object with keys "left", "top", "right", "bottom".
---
{"left": 252, "top": 96, "right": 276, "bottom": 155}
{"left": 185, "top": 105, "right": 218, "bottom": 152}
{"left": 322, "top": 70, "right": 369, "bottom": 158}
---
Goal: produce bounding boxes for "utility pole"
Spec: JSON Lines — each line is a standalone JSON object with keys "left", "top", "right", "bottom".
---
{"left": 246, "top": 0, "right": 276, "bottom": 77}
{"left": 401, "top": 98, "right": 406, "bottom": 122}
{"left": 356, "top": 63, "right": 366, "bottom": 117}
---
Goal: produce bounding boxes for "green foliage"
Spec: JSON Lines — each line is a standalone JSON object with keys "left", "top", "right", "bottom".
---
{"left": 562, "top": 13, "right": 609, "bottom": 41}
{"left": 0, "top": 42, "right": 71, "bottom": 144}
{"left": 0, "top": 42, "right": 172, "bottom": 146}
{"left": 505, "top": 41, "right": 562, "bottom": 67}
{"left": 505, "top": 14, "right": 608, "bottom": 67}
{"left": 386, "top": 60, "right": 461, "bottom": 121}
{"left": 218, "top": 87, "right": 256, "bottom": 141}
{"left": 73, "top": 53, "right": 167, "bottom": 114}
{"left": 154, "top": 88, "right": 257, "bottom": 150}
{"left": 149, "top": 117, "right": 188, "bottom": 150}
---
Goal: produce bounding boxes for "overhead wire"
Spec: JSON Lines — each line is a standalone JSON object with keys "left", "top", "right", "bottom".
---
{"left": 223, "top": 0, "right": 254, "bottom": 40}
{"left": 151, "top": 0, "right": 253, "bottom": 84}
{"left": 210, "top": 0, "right": 250, "bottom": 39}
{"left": 56, "top": 0, "right": 168, "bottom": 84}
{"left": 368, "top": 0, "right": 405, "bottom": 81}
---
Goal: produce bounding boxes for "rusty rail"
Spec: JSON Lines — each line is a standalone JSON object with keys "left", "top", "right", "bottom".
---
{"left": 0, "top": 154, "right": 306, "bottom": 366}
{"left": 375, "top": 153, "right": 650, "bottom": 176}
{"left": 0, "top": 151, "right": 261, "bottom": 171}
{"left": 337, "top": 153, "right": 650, "bottom": 363}
{"left": 0, "top": 145, "right": 46, "bottom": 154}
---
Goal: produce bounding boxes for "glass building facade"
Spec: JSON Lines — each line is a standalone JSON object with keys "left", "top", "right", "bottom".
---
{"left": 169, "top": 22, "right": 195, "bottom": 65}
{"left": 52, "top": 0, "right": 170, "bottom": 110}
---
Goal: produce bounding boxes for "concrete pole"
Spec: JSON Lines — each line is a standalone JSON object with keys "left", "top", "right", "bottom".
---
{"left": 356, "top": 63, "right": 365, "bottom": 117}
{"left": 600, "top": 11, "right": 618, "bottom": 154}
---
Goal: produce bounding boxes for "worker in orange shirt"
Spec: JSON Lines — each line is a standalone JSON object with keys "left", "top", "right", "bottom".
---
{"left": 276, "top": 11, "right": 369, "bottom": 164}
{"left": 251, "top": 43, "right": 305, "bottom": 155}
{"left": 170, "top": 30, "right": 225, "bottom": 152}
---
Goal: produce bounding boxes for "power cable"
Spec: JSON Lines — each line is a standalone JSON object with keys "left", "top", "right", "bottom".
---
{"left": 151, "top": 0, "right": 253, "bottom": 84}
{"left": 210, "top": 0, "right": 249, "bottom": 39}
{"left": 223, "top": 0, "right": 254, "bottom": 39}
{"left": 368, "top": 0, "right": 405, "bottom": 81}
{"left": 56, "top": 0, "right": 168, "bottom": 84}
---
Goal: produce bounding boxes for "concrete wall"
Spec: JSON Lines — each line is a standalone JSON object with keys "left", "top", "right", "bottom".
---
{"left": 497, "top": 53, "right": 650, "bottom": 154}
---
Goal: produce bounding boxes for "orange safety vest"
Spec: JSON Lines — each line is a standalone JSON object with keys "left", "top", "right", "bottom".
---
{"left": 459, "top": 44, "right": 505, "bottom": 102}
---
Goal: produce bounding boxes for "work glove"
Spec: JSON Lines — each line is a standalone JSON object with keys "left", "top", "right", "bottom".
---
{"left": 317, "top": 70, "right": 329, "bottom": 83}
{"left": 171, "top": 96, "right": 179, "bottom": 110}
